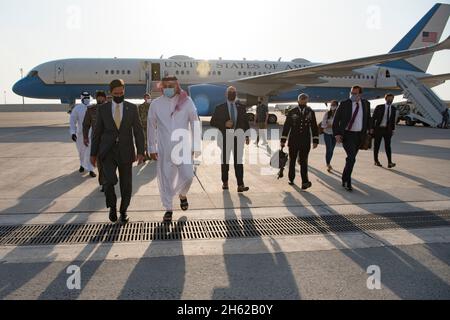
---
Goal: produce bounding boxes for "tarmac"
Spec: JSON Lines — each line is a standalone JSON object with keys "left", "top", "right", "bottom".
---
{"left": 0, "top": 109, "right": 449, "bottom": 300}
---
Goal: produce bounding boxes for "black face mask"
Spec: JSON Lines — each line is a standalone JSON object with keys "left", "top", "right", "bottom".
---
{"left": 113, "top": 95, "right": 124, "bottom": 104}
{"left": 228, "top": 93, "right": 237, "bottom": 101}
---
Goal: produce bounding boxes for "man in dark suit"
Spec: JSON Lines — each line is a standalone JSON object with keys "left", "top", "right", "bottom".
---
{"left": 372, "top": 93, "right": 397, "bottom": 168}
{"left": 210, "top": 86, "right": 250, "bottom": 192}
{"left": 90, "top": 79, "right": 145, "bottom": 224}
{"left": 280, "top": 93, "right": 319, "bottom": 190}
{"left": 333, "top": 86, "right": 372, "bottom": 191}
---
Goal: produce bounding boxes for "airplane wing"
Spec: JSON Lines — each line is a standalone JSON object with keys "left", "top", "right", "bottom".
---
{"left": 231, "top": 36, "right": 450, "bottom": 96}
{"left": 418, "top": 73, "right": 450, "bottom": 88}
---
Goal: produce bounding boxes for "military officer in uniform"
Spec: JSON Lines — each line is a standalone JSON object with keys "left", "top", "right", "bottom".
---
{"left": 280, "top": 93, "right": 319, "bottom": 190}
{"left": 138, "top": 93, "right": 151, "bottom": 160}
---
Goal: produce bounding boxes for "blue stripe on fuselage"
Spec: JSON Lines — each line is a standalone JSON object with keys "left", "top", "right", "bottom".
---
{"left": 13, "top": 76, "right": 402, "bottom": 114}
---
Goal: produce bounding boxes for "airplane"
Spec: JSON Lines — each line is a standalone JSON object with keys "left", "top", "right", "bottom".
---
{"left": 13, "top": 3, "right": 450, "bottom": 123}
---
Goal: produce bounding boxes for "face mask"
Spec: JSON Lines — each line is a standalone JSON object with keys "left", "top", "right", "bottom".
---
{"left": 350, "top": 94, "right": 360, "bottom": 102}
{"left": 228, "top": 93, "right": 237, "bottom": 102}
{"left": 163, "top": 88, "right": 175, "bottom": 98}
{"left": 113, "top": 95, "right": 125, "bottom": 104}
{"left": 82, "top": 99, "right": 90, "bottom": 106}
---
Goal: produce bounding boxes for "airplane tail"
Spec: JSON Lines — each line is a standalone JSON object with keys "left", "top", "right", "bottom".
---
{"left": 382, "top": 3, "right": 450, "bottom": 73}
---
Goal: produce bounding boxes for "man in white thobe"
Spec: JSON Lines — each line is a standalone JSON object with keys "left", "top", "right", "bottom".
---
{"left": 148, "top": 76, "right": 201, "bottom": 222}
{"left": 70, "top": 91, "right": 96, "bottom": 177}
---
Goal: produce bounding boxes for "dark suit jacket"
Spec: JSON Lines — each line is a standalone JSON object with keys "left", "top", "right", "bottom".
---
{"left": 333, "top": 99, "right": 372, "bottom": 137}
{"left": 91, "top": 101, "right": 145, "bottom": 164}
{"left": 210, "top": 102, "right": 250, "bottom": 137}
{"left": 281, "top": 106, "right": 320, "bottom": 146}
{"left": 372, "top": 104, "right": 396, "bottom": 132}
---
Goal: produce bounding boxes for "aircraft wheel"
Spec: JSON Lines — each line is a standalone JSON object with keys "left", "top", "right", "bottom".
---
{"left": 268, "top": 114, "right": 278, "bottom": 124}
{"left": 406, "top": 118, "right": 416, "bottom": 126}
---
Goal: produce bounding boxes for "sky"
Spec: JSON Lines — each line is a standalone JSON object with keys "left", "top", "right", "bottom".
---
{"left": 0, "top": 0, "right": 449, "bottom": 104}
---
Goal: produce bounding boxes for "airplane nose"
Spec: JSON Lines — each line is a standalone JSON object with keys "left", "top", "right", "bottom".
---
{"left": 12, "top": 78, "right": 26, "bottom": 96}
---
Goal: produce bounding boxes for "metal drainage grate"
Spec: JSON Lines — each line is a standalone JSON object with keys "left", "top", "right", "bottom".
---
{"left": 0, "top": 210, "right": 449, "bottom": 246}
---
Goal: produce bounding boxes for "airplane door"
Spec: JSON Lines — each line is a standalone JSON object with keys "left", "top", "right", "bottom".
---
{"left": 376, "top": 67, "right": 396, "bottom": 88}
{"left": 151, "top": 63, "right": 161, "bottom": 81}
{"left": 139, "top": 61, "right": 152, "bottom": 93}
{"left": 54, "top": 63, "right": 65, "bottom": 83}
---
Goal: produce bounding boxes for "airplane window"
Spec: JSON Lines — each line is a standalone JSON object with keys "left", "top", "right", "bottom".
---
{"left": 243, "top": 72, "right": 247, "bottom": 76}
{"left": 186, "top": 70, "right": 190, "bottom": 75}
{"left": 105, "top": 70, "right": 109, "bottom": 75}
{"left": 127, "top": 70, "right": 131, "bottom": 74}
{"left": 111, "top": 70, "right": 114, "bottom": 75}
{"left": 217, "top": 71, "right": 221, "bottom": 76}
{"left": 181, "top": 71, "right": 185, "bottom": 75}
{"left": 238, "top": 72, "right": 241, "bottom": 76}
{"left": 253, "top": 72, "right": 257, "bottom": 76}
{"left": 176, "top": 70, "right": 179, "bottom": 75}
{"left": 258, "top": 72, "right": 261, "bottom": 75}
{"left": 122, "top": 70, "right": 125, "bottom": 75}
{"left": 212, "top": 71, "right": 216, "bottom": 75}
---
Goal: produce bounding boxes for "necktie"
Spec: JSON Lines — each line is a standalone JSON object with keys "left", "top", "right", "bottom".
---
{"left": 386, "top": 105, "right": 390, "bottom": 127}
{"left": 114, "top": 103, "right": 121, "bottom": 129}
{"left": 230, "top": 103, "right": 236, "bottom": 128}
{"left": 347, "top": 102, "right": 360, "bottom": 131}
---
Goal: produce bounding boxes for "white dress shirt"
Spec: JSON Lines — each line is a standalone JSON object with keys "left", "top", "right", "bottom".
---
{"left": 348, "top": 101, "right": 363, "bottom": 132}
{"left": 380, "top": 104, "right": 392, "bottom": 128}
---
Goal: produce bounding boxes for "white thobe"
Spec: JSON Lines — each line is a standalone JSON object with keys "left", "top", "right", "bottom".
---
{"left": 148, "top": 95, "right": 201, "bottom": 211}
{"left": 70, "top": 103, "right": 93, "bottom": 172}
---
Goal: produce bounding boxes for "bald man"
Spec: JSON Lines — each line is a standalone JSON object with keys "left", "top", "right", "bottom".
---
{"left": 210, "top": 86, "right": 250, "bottom": 193}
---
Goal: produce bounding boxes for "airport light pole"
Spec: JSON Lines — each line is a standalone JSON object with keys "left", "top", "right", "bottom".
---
{"left": 20, "top": 68, "right": 25, "bottom": 104}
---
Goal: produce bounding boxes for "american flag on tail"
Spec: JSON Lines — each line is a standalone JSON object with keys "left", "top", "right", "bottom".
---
{"left": 422, "top": 31, "right": 438, "bottom": 43}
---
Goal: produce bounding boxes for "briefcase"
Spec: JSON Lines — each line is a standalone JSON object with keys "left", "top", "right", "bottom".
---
{"left": 359, "top": 133, "right": 373, "bottom": 150}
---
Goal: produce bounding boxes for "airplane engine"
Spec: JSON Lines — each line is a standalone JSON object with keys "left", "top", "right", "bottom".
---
{"left": 188, "top": 84, "right": 227, "bottom": 116}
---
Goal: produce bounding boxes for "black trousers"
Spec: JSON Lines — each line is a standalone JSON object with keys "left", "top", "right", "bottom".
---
{"left": 220, "top": 136, "right": 244, "bottom": 186}
{"left": 342, "top": 131, "right": 362, "bottom": 185}
{"left": 373, "top": 127, "right": 393, "bottom": 163}
{"left": 98, "top": 159, "right": 104, "bottom": 186}
{"left": 288, "top": 143, "right": 311, "bottom": 184}
{"left": 102, "top": 146, "right": 132, "bottom": 213}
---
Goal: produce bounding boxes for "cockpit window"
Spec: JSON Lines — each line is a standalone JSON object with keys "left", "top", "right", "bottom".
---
{"left": 28, "top": 71, "right": 38, "bottom": 77}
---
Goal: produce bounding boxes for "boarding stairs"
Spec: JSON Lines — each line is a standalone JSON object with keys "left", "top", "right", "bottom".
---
{"left": 396, "top": 75, "right": 447, "bottom": 127}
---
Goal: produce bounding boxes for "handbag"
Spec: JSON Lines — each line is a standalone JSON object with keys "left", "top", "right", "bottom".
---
{"left": 318, "top": 122, "right": 324, "bottom": 135}
{"left": 359, "top": 133, "right": 373, "bottom": 150}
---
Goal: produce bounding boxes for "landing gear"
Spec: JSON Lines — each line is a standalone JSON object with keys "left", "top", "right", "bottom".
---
{"left": 268, "top": 113, "right": 278, "bottom": 124}
{"left": 405, "top": 117, "right": 416, "bottom": 127}
{"left": 64, "top": 99, "right": 76, "bottom": 114}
